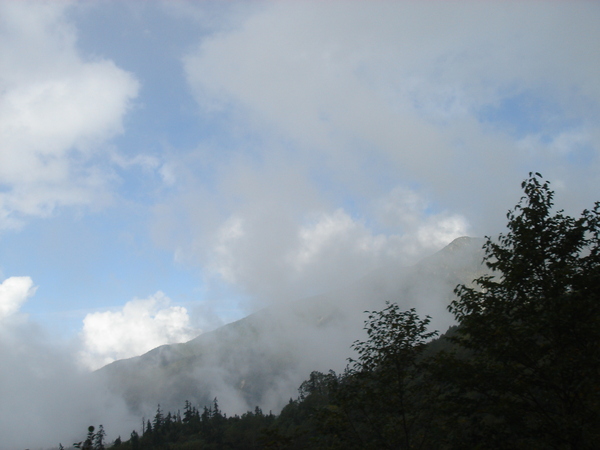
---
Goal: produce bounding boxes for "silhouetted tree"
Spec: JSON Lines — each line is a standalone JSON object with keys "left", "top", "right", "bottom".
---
{"left": 343, "top": 303, "right": 439, "bottom": 449}
{"left": 447, "top": 172, "right": 600, "bottom": 449}
{"left": 93, "top": 425, "right": 105, "bottom": 450}
{"left": 183, "top": 400, "right": 194, "bottom": 425}
{"left": 129, "top": 430, "right": 140, "bottom": 450}
{"left": 74, "top": 426, "right": 95, "bottom": 450}
{"left": 153, "top": 404, "right": 164, "bottom": 430}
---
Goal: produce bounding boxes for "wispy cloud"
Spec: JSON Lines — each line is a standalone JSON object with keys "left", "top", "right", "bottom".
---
{"left": 153, "top": 1, "right": 600, "bottom": 306}
{"left": 0, "top": 2, "right": 139, "bottom": 229}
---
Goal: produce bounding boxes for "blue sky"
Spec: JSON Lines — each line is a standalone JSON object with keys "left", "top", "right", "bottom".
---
{"left": 1, "top": 1, "right": 599, "bottom": 373}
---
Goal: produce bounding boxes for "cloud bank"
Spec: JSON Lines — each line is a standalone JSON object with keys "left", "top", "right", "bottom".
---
{"left": 0, "top": 276, "right": 199, "bottom": 447}
{"left": 80, "top": 291, "right": 199, "bottom": 370}
{"left": 153, "top": 1, "right": 600, "bottom": 308}
{"left": 0, "top": 278, "right": 137, "bottom": 449}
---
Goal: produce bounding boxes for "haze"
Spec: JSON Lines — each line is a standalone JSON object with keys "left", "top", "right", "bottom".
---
{"left": 0, "top": 1, "right": 599, "bottom": 448}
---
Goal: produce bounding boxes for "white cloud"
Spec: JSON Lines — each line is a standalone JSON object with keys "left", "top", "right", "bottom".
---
{"left": 0, "top": 300, "right": 136, "bottom": 449}
{"left": 375, "top": 187, "right": 428, "bottom": 230}
{"left": 0, "top": 275, "right": 138, "bottom": 448}
{"left": 417, "top": 214, "right": 471, "bottom": 251}
{"left": 0, "top": 276, "right": 37, "bottom": 320}
{"left": 199, "top": 189, "right": 469, "bottom": 304}
{"left": 110, "top": 152, "right": 161, "bottom": 171}
{"left": 210, "top": 215, "right": 246, "bottom": 284}
{"left": 183, "top": 1, "right": 600, "bottom": 219}
{"left": 284, "top": 209, "right": 391, "bottom": 294}
{"left": 187, "top": 2, "right": 600, "bottom": 150}
{"left": 0, "top": 2, "right": 139, "bottom": 229}
{"left": 159, "top": 163, "right": 178, "bottom": 186}
{"left": 155, "top": 1, "right": 598, "bottom": 309}
{"left": 79, "top": 291, "right": 198, "bottom": 370}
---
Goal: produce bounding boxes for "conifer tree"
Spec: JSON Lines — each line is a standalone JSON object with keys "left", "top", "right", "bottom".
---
{"left": 93, "top": 425, "right": 105, "bottom": 450}
{"left": 129, "top": 430, "right": 140, "bottom": 450}
{"left": 153, "top": 404, "right": 163, "bottom": 431}
{"left": 74, "top": 426, "right": 95, "bottom": 450}
{"left": 183, "top": 400, "right": 194, "bottom": 424}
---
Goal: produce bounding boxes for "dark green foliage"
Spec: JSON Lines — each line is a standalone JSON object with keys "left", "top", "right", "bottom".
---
{"left": 336, "top": 304, "right": 440, "bottom": 449}
{"left": 183, "top": 400, "right": 195, "bottom": 425}
{"left": 129, "top": 430, "right": 139, "bottom": 450}
{"left": 73, "top": 425, "right": 107, "bottom": 450}
{"left": 73, "top": 425, "right": 95, "bottom": 450}
{"left": 350, "top": 304, "right": 438, "bottom": 373}
{"left": 153, "top": 405, "right": 163, "bottom": 431}
{"left": 446, "top": 172, "right": 600, "bottom": 449}
{"left": 94, "top": 425, "right": 105, "bottom": 450}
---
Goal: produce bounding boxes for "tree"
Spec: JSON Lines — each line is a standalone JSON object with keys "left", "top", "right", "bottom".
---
{"left": 153, "top": 404, "right": 164, "bottom": 431}
{"left": 342, "top": 303, "right": 439, "bottom": 449}
{"left": 129, "top": 430, "right": 140, "bottom": 450}
{"left": 183, "top": 400, "right": 194, "bottom": 425}
{"left": 448, "top": 173, "right": 600, "bottom": 449}
{"left": 350, "top": 303, "right": 438, "bottom": 374}
{"left": 74, "top": 426, "right": 95, "bottom": 450}
{"left": 93, "top": 425, "right": 105, "bottom": 450}
{"left": 210, "top": 397, "right": 226, "bottom": 446}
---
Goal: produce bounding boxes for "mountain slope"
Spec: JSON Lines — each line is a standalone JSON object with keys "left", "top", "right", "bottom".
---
{"left": 98, "top": 236, "right": 486, "bottom": 416}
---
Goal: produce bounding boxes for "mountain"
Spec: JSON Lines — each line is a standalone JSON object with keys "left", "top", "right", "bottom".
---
{"left": 98, "top": 236, "right": 486, "bottom": 416}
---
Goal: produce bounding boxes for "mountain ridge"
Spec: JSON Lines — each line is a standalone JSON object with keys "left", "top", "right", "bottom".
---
{"left": 98, "top": 236, "right": 486, "bottom": 416}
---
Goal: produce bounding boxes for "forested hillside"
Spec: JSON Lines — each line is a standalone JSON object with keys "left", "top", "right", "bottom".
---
{"left": 59, "top": 174, "right": 600, "bottom": 449}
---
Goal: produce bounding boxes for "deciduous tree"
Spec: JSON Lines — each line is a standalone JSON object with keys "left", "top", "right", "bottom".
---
{"left": 448, "top": 173, "right": 600, "bottom": 449}
{"left": 343, "top": 303, "right": 439, "bottom": 449}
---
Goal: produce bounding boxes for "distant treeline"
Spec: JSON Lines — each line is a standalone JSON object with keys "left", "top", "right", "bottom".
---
{"left": 60, "top": 174, "right": 600, "bottom": 449}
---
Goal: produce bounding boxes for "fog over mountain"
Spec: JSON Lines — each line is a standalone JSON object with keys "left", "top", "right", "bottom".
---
{"left": 0, "top": 317, "right": 136, "bottom": 449}
{"left": 99, "top": 237, "right": 485, "bottom": 419}
{"left": 1, "top": 2, "right": 598, "bottom": 449}
{"left": 0, "top": 236, "right": 486, "bottom": 449}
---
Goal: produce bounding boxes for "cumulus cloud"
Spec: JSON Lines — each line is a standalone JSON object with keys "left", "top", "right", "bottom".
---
{"left": 80, "top": 291, "right": 198, "bottom": 370}
{"left": 160, "top": 177, "right": 469, "bottom": 305}
{"left": 0, "top": 276, "right": 196, "bottom": 447}
{"left": 0, "top": 2, "right": 139, "bottom": 229}
{"left": 0, "top": 276, "right": 36, "bottom": 320}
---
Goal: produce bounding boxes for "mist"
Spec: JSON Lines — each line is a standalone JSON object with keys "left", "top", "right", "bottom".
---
{"left": 0, "top": 235, "right": 484, "bottom": 449}
{"left": 98, "top": 237, "right": 486, "bottom": 421}
{"left": 0, "top": 315, "right": 138, "bottom": 449}
{"left": 0, "top": 1, "right": 598, "bottom": 448}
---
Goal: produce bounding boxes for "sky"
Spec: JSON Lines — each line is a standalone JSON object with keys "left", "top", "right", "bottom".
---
{"left": 0, "top": 0, "right": 599, "bottom": 434}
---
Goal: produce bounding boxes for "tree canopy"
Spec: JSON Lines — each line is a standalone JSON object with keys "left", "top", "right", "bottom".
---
{"left": 448, "top": 172, "right": 600, "bottom": 449}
